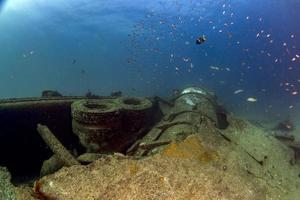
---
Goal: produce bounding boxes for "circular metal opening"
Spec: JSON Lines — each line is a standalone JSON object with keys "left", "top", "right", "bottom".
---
{"left": 85, "top": 103, "right": 108, "bottom": 110}
{"left": 123, "top": 98, "right": 141, "bottom": 105}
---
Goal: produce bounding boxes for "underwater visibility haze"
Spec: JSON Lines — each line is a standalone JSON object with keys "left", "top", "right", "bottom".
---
{"left": 0, "top": 0, "right": 300, "bottom": 121}
{"left": 2, "top": 1, "right": 300, "bottom": 199}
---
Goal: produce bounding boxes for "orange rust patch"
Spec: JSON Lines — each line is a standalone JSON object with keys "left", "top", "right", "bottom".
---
{"left": 33, "top": 180, "right": 55, "bottom": 200}
{"left": 162, "top": 135, "right": 219, "bottom": 163}
{"left": 33, "top": 180, "right": 43, "bottom": 194}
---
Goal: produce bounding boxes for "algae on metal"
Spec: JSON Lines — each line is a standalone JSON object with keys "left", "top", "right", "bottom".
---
{"left": 0, "top": 167, "right": 17, "bottom": 200}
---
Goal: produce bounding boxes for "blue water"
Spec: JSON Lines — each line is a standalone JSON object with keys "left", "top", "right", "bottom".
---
{"left": 0, "top": 0, "right": 300, "bottom": 120}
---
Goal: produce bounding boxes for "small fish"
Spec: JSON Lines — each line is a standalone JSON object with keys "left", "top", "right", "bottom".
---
{"left": 292, "top": 91, "right": 298, "bottom": 95}
{"left": 234, "top": 89, "right": 244, "bottom": 94}
{"left": 210, "top": 66, "right": 220, "bottom": 70}
{"left": 183, "top": 57, "right": 190, "bottom": 62}
{"left": 196, "top": 35, "right": 207, "bottom": 44}
{"left": 247, "top": 97, "right": 257, "bottom": 102}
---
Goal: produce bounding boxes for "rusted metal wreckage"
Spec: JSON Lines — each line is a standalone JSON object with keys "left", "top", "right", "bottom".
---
{"left": 0, "top": 87, "right": 299, "bottom": 199}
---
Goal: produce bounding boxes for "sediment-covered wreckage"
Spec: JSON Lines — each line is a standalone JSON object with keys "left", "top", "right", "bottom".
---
{"left": 0, "top": 87, "right": 300, "bottom": 200}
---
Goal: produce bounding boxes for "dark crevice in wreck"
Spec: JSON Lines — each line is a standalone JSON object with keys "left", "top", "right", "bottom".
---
{"left": 0, "top": 99, "right": 85, "bottom": 184}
